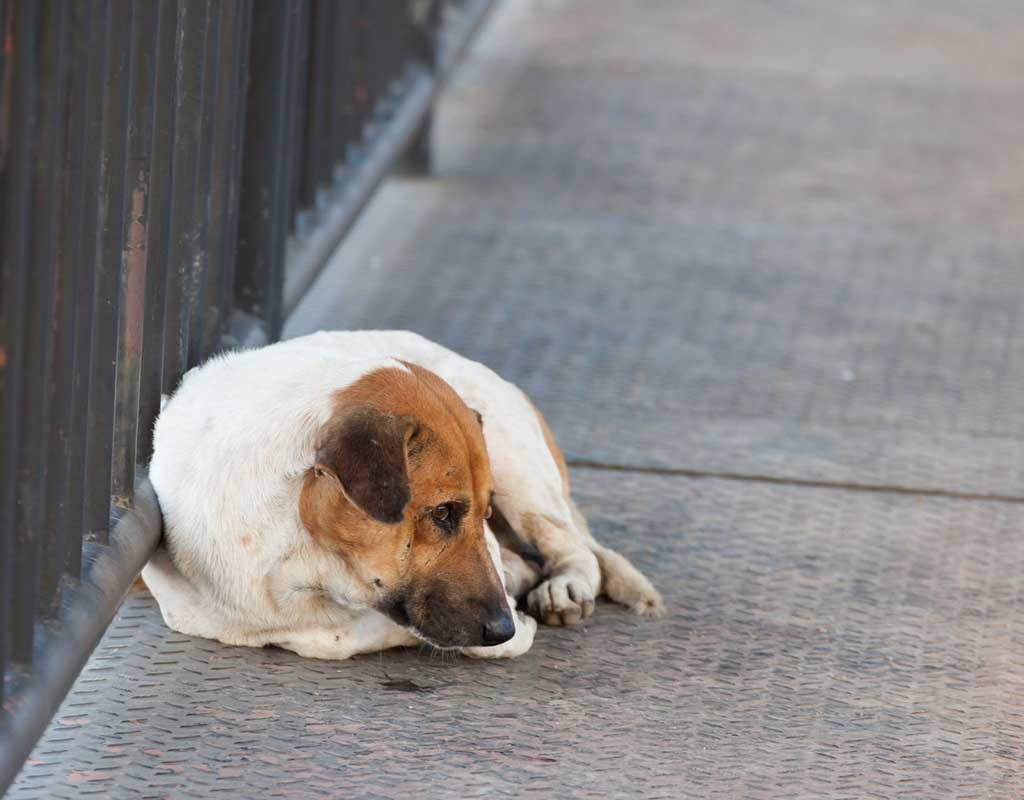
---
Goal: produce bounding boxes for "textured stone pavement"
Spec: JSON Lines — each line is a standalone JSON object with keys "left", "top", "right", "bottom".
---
{"left": 12, "top": 1, "right": 1024, "bottom": 797}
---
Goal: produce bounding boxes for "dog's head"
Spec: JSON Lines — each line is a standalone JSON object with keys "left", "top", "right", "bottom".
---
{"left": 299, "top": 362, "right": 514, "bottom": 648}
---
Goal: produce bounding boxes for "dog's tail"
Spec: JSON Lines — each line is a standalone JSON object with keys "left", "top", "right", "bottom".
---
{"left": 571, "top": 501, "right": 665, "bottom": 617}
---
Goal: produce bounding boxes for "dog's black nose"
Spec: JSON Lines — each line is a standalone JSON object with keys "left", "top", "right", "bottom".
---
{"left": 481, "top": 613, "right": 516, "bottom": 646}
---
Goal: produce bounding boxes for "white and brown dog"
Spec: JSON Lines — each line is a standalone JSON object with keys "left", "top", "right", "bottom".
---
{"left": 143, "top": 331, "right": 662, "bottom": 660}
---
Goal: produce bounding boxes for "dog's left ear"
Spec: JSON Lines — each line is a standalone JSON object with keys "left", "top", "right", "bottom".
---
{"left": 315, "top": 409, "right": 417, "bottom": 524}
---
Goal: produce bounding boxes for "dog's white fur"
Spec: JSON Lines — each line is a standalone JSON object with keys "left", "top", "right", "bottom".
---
{"left": 144, "top": 331, "right": 661, "bottom": 660}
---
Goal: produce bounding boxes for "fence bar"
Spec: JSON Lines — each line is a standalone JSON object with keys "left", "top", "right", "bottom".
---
{"left": 63, "top": 0, "right": 111, "bottom": 579}
{"left": 0, "top": 0, "right": 39, "bottom": 687}
{"left": 329, "top": 4, "right": 355, "bottom": 171}
{"left": 0, "top": 9, "right": 8, "bottom": 705}
{"left": 184, "top": 0, "right": 219, "bottom": 371}
{"left": 82, "top": 4, "right": 133, "bottom": 545}
{"left": 11, "top": 0, "right": 55, "bottom": 673}
{"left": 367, "top": 1, "right": 385, "bottom": 118}
{"left": 136, "top": 0, "right": 179, "bottom": 466}
{"left": 286, "top": 4, "right": 310, "bottom": 234}
{"left": 0, "top": 0, "right": 13, "bottom": 706}
{"left": 299, "top": 0, "right": 331, "bottom": 213}
{"left": 377, "top": 2, "right": 395, "bottom": 100}
{"left": 353, "top": 3, "right": 372, "bottom": 150}
{"left": 217, "top": 0, "right": 253, "bottom": 349}
{"left": 46, "top": 0, "right": 91, "bottom": 604}
{"left": 33, "top": 0, "right": 72, "bottom": 620}
{"left": 398, "top": 0, "right": 442, "bottom": 174}
{"left": 111, "top": 2, "right": 160, "bottom": 508}
{"left": 198, "top": 0, "right": 239, "bottom": 361}
{"left": 390, "top": 1, "right": 411, "bottom": 94}
{"left": 161, "top": 0, "right": 209, "bottom": 394}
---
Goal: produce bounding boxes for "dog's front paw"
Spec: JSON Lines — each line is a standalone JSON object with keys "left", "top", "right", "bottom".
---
{"left": 528, "top": 574, "right": 595, "bottom": 627}
{"left": 463, "top": 609, "right": 537, "bottom": 659}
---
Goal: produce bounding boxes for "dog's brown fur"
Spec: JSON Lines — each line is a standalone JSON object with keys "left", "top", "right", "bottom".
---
{"left": 299, "top": 365, "right": 511, "bottom": 647}
{"left": 528, "top": 396, "right": 570, "bottom": 493}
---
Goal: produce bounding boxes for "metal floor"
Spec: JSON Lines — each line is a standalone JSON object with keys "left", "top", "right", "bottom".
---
{"left": 12, "top": 1, "right": 1024, "bottom": 797}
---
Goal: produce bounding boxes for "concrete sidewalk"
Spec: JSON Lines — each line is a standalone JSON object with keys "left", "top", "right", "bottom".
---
{"left": 13, "top": 1, "right": 1024, "bottom": 797}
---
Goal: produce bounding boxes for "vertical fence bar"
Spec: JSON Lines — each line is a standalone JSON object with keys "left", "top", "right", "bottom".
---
{"left": 46, "top": 0, "right": 92, "bottom": 606}
{"left": 299, "top": 0, "right": 331, "bottom": 212}
{"left": 161, "top": 0, "right": 209, "bottom": 395}
{"left": 385, "top": 0, "right": 404, "bottom": 92}
{"left": 184, "top": 0, "right": 219, "bottom": 371}
{"left": 378, "top": 0, "right": 392, "bottom": 99}
{"left": 199, "top": 0, "right": 239, "bottom": 361}
{"left": 329, "top": 3, "right": 354, "bottom": 172}
{"left": 400, "top": 0, "right": 441, "bottom": 174}
{"left": 136, "top": 0, "right": 180, "bottom": 467}
{"left": 9, "top": 0, "right": 47, "bottom": 672}
{"left": 110, "top": 1, "right": 160, "bottom": 508}
{"left": 0, "top": 0, "right": 5, "bottom": 700}
{"left": 0, "top": 0, "right": 39, "bottom": 690}
{"left": 83, "top": 2, "right": 133, "bottom": 545}
{"left": 320, "top": 0, "right": 338, "bottom": 192}
{"left": 17, "top": 0, "right": 65, "bottom": 641}
{"left": 286, "top": 2, "right": 310, "bottom": 233}
{"left": 352, "top": 2, "right": 372, "bottom": 145}
{"left": 376, "top": 1, "right": 392, "bottom": 98}
{"left": 64, "top": 0, "right": 111, "bottom": 577}
{"left": 33, "top": 0, "right": 72, "bottom": 620}
{"left": 364, "top": 1, "right": 380, "bottom": 114}
{"left": 0, "top": 0, "right": 5, "bottom": 699}
{"left": 218, "top": 0, "right": 252, "bottom": 349}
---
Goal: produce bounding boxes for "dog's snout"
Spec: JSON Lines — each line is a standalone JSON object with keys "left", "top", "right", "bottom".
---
{"left": 481, "top": 612, "right": 516, "bottom": 646}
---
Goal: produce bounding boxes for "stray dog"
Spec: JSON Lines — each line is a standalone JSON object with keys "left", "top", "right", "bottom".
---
{"left": 144, "top": 331, "right": 663, "bottom": 660}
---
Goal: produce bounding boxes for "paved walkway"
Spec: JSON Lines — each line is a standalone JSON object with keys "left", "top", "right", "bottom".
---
{"left": 13, "top": 1, "right": 1024, "bottom": 797}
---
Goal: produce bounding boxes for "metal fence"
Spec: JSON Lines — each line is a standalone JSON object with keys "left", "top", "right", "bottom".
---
{"left": 0, "top": 0, "right": 495, "bottom": 789}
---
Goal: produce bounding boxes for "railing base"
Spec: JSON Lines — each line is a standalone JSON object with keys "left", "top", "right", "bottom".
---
{"left": 0, "top": 475, "right": 161, "bottom": 793}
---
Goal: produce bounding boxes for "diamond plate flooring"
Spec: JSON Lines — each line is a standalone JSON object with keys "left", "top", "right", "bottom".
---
{"left": 289, "top": 0, "right": 1024, "bottom": 499}
{"left": 11, "top": 0, "right": 1024, "bottom": 797}
{"left": 12, "top": 473, "right": 1024, "bottom": 799}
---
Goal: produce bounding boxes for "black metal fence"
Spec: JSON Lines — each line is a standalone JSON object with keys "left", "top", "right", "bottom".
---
{"left": 0, "top": 0, "right": 494, "bottom": 789}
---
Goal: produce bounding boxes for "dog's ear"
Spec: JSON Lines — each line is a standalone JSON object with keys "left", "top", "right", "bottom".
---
{"left": 315, "top": 409, "right": 416, "bottom": 524}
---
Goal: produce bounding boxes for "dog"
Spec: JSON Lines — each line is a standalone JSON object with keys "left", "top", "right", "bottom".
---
{"left": 143, "top": 331, "right": 663, "bottom": 660}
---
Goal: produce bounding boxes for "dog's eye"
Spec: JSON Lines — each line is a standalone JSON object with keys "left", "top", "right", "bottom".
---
{"left": 430, "top": 503, "right": 458, "bottom": 531}
{"left": 485, "top": 505, "right": 492, "bottom": 520}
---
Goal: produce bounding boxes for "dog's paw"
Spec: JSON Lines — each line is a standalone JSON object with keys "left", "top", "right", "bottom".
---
{"left": 594, "top": 546, "right": 666, "bottom": 618}
{"left": 528, "top": 574, "right": 595, "bottom": 627}
{"left": 463, "top": 609, "right": 537, "bottom": 659}
{"left": 628, "top": 591, "right": 666, "bottom": 618}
